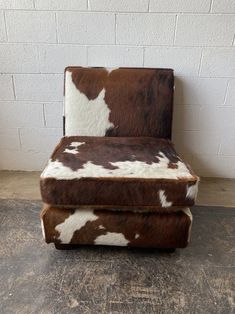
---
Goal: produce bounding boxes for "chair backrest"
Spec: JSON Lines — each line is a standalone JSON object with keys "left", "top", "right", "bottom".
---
{"left": 64, "top": 67, "right": 174, "bottom": 139}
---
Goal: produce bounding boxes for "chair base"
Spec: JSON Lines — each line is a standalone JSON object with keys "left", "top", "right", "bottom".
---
{"left": 54, "top": 243, "right": 176, "bottom": 253}
{"left": 54, "top": 243, "right": 77, "bottom": 250}
{"left": 41, "top": 205, "right": 192, "bottom": 249}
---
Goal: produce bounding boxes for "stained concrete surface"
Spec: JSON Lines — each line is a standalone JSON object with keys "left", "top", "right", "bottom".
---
{"left": 1, "top": 171, "right": 235, "bottom": 207}
{"left": 0, "top": 199, "right": 234, "bottom": 314}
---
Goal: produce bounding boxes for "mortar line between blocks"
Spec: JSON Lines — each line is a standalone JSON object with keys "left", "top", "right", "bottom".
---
{"left": 222, "top": 80, "right": 230, "bottom": 105}
{"left": 209, "top": 0, "right": 214, "bottom": 13}
{"left": 1, "top": 73, "right": 235, "bottom": 81}
{"left": 87, "top": 0, "right": 90, "bottom": 10}
{"left": 232, "top": 33, "right": 235, "bottom": 46}
{"left": 147, "top": 0, "right": 150, "bottom": 12}
{"left": 2, "top": 9, "right": 235, "bottom": 15}
{"left": 114, "top": 13, "right": 117, "bottom": 45}
{"left": 217, "top": 142, "right": 222, "bottom": 155}
{"left": 86, "top": 46, "right": 89, "bottom": 66}
{"left": 2, "top": 41, "right": 235, "bottom": 48}
{"left": 143, "top": 47, "right": 146, "bottom": 66}
{"left": 18, "top": 128, "right": 22, "bottom": 150}
{"left": 198, "top": 49, "right": 204, "bottom": 76}
{"left": 3, "top": 11, "right": 8, "bottom": 42}
{"left": 173, "top": 14, "right": 178, "bottom": 45}
{"left": 42, "top": 104, "right": 46, "bottom": 127}
{"left": 11, "top": 75, "right": 16, "bottom": 100}
{"left": 54, "top": 12, "right": 58, "bottom": 43}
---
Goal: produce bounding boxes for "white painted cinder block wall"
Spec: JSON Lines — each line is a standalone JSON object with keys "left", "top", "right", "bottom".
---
{"left": 0, "top": 0, "right": 235, "bottom": 177}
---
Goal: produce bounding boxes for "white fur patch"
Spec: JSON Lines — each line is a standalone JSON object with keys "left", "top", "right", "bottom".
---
{"left": 55, "top": 209, "right": 98, "bottom": 244}
{"left": 41, "top": 219, "right": 45, "bottom": 240}
{"left": 41, "top": 152, "right": 194, "bottom": 180}
{"left": 182, "top": 208, "right": 192, "bottom": 221}
{"left": 65, "top": 71, "right": 114, "bottom": 136}
{"left": 135, "top": 234, "right": 140, "bottom": 239}
{"left": 94, "top": 232, "right": 129, "bottom": 246}
{"left": 70, "top": 142, "right": 85, "bottom": 147}
{"left": 63, "top": 142, "right": 85, "bottom": 154}
{"left": 182, "top": 208, "right": 193, "bottom": 242}
{"left": 106, "top": 67, "right": 119, "bottom": 74}
{"left": 64, "top": 148, "right": 78, "bottom": 154}
{"left": 159, "top": 190, "right": 173, "bottom": 208}
{"left": 186, "top": 181, "right": 199, "bottom": 200}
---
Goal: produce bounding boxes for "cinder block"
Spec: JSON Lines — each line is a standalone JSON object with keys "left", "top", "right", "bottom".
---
{"left": 175, "top": 15, "right": 235, "bottom": 46}
{"left": 144, "top": 47, "right": 201, "bottom": 76}
{"left": 197, "top": 106, "right": 235, "bottom": 132}
{"left": 220, "top": 134, "right": 235, "bottom": 156}
{"left": 35, "top": 0, "right": 87, "bottom": 10}
{"left": 0, "top": 128, "right": 20, "bottom": 150}
{"left": 175, "top": 77, "right": 228, "bottom": 105}
{"left": 39, "top": 45, "right": 87, "bottom": 73}
{"left": 0, "top": 44, "right": 39, "bottom": 73}
{"left": 88, "top": 46, "right": 144, "bottom": 67}
{"left": 149, "top": 0, "right": 211, "bottom": 13}
{"left": 0, "top": 101, "right": 44, "bottom": 128}
{"left": 20, "top": 127, "right": 63, "bottom": 153}
{"left": 14, "top": 74, "right": 63, "bottom": 101}
{"left": 89, "top": 0, "right": 148, "bottom": 12}
{"left": 57, "top": 12, "right": 115, "bottom": 44}
{"left": 0, "top": 75, "right": 14, "bottom": 100}
{"left": 225, "top": 80, "right": 235, "bottom": 105}
{"left": 44, "top": 102, "right": 63, "bottom": 128}
{"left": 0, "top": 12, "right": 6, "bottom": 42}
{"left": 211, "top": 0, "right": 235, "bottom": 13}
{"left": 173, "top": 131, "right": 220, "bottom": 155}
{"left": 172, "top": 105, "right": 200, "bottom": 131}
{"left": 0, "top": 0, "right": 33, "bottom": 9}
{"left": 0, "top": 149, "right": 49, "bottom": 170}
{"left": 200, "top": 49, "right": 235, "bottom": 77}
{"left": 116, "top": 13, "right": 176, "bottom": 45}
{"left": 192, "top": 154, "right": 235, "bottom": 178}
{"left": 5, "top": 11, "right": 56, "bottom": 43}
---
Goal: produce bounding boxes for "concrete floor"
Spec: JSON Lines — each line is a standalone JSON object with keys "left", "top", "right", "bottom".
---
{"left": 0, "top": 199, "right": 235, "bottom": 313}
{"left": 0, "top": 170, "right": 235, "bottom": 207}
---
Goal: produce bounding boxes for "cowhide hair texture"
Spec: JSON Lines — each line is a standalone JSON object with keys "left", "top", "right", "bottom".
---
{"left": 40, "top": 67, "right": 199, "bottom": 249}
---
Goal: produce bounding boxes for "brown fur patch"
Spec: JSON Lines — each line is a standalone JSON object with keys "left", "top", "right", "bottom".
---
{"left": 51, "top": 136, "right": 182, "bottom": 171}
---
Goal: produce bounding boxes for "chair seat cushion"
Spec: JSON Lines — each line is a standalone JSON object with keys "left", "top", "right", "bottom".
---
{"left": 41, "top": 205, "right": 192, "bottom": 248}
{"left": 40, "top": 136, "right": 199, "bottom": 210}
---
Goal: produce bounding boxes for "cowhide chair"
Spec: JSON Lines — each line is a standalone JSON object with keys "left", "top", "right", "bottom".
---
{"left": 40, "top": 67, "right": 199, "bottom": 250}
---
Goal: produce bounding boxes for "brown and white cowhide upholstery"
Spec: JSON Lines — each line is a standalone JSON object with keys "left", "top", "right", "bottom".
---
{"left": 40, "top": 136, "right": 199, "bottom": 210}
{"left": 64, "top": 67, "right": 174, "bottom": 139}
{"left": 41, "top": 205, "right": 192, "bottom": 248}
{"left": 39, "top": 66, "right": 199, "bottom": 249}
